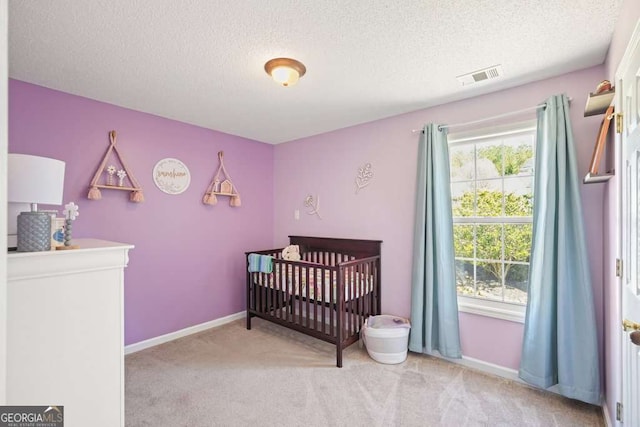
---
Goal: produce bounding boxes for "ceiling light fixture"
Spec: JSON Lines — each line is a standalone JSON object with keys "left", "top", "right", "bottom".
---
{"left": 264, "top": 57, "right": 306, "bottom": 87}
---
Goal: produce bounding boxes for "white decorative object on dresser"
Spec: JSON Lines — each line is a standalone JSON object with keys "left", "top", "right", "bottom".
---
{"left": 6, "top": 239, "right": 133, "bottom": 427}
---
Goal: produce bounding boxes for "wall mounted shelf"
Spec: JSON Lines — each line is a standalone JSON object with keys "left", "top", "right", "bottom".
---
{"left": 584, "top": 89, "right": 615, "bottom": 117}
{"left": 584, "top": 104, "right": 615, "bottom": 184}
{"left": 583, "top": 172, "right": 614, "bottom": 183}
{"left": 87, "top": 130, "right": 144, "bottom": 202}
{"left": 202, "top": 151, "right": 241, "bottom": 207}
{"left": 94, "top": 184, "right": 140, "bottom": 192}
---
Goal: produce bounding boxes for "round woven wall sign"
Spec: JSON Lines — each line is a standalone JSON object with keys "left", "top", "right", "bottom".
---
{"left": 153, "top": 158, "right": 191, "bottom": 195}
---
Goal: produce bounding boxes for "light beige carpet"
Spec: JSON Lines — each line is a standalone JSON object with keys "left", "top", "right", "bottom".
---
{"left": 125, "top": 318, "right": 603, "bottom": 426}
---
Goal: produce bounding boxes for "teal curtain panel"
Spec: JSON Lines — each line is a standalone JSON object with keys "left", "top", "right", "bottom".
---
{"left": 519, "top": 94, "right": 601, "bottom": 404}
{"left": 409, "top": 123, "right": 462, "bottom": 359}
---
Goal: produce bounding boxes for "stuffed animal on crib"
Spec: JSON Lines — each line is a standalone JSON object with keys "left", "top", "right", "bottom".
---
{"left": 282, "top": 245, "right": 301, "bottom": 261}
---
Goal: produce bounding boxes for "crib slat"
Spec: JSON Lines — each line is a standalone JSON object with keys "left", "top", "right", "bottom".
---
{"left": 370, "top": 263, "right": 374, "bottom": 315}
{"left": 282, "top": 263, "right": 287, "bottom": 322}
{"left": 352, "top": 266, "right": 356, "bottom": 325}
{"left": 256, "top": 272, "right": 260, "bottom": 313}
{"left": 313, "top": 267, "right": 318, "bottom": 331}
{"left": 246, "top": 267, "right": 252, "bottom": 329}
{"left": 286, "top": 263, "right": 292, "bottom": 322}
{"left": 281, "top": 262, "right": 286, "bottom": 320}
{"left": 353, "top": 265, "right": 357, "bottom": 337}
{"left": 266, "top": 270, "right": 272, "bottom": 315}
{"left": 294, "top": 265, "right": 298, "bottom": 321}
{"left": 297, "top": 265, "right": 303, "bottom": 326}
{"left": 349, "top": 265, "right": 354, "bottom": 337}
{"left": 275, "top": 263, "right": 281, "bottom": 320}
{"left": 336, "top": 269, "right": 343, "bottom": 367}
{"left": 376, "top": 260, "right": 381, "bottom": 314}
{"left": 305, "top": 266, "right": 310, "bottom": 328}
{"left": 330, "top": 270, "right": 335, "bottom": 337}
{"left": 351, "top": 265, "right": 360, "bottom": 335}
{"left": 345, "top": 266, "right": 350, "bottom": 338}
{"left": 362, "top": 262, "right": 368, "bottom": 319}
{"left": 355, "top": 265, "right": 359, "bottom": 334}
{"left": 360, "top": 264, "right": 365, "bottom": 326}
{"left": 291, "top": 265, "right": 295, "bottom": 323}
{"left": 360, "top": 263, "right": 364, "bottom": 314}
{"left": 320, "top": 271, "right": 324, "bottom": 334}
{"left": 264, "top": 272, "right": 269, "bottom": 314}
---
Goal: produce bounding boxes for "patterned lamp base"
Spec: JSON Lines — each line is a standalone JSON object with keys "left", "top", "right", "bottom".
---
{"left": 17, "top": 211, "right": 52, "bottom": 252}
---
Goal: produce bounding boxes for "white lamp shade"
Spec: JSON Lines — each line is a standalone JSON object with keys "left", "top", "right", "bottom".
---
{"left": 8, "top": 154, "right": 66, "bottom": 205}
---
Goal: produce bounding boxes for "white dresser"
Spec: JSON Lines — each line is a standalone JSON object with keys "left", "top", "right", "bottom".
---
{"left": 6, "top": 239, "right": 133, "bottom": 427}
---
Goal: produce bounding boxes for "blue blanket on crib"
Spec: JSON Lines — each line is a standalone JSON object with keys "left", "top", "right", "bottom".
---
{"left": 248, "top": 253, "right": 273, "bottom": 273}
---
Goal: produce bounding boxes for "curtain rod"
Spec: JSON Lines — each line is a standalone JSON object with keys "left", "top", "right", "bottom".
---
{"left": 411, "top": 97, "right": 572, "bottom": 133}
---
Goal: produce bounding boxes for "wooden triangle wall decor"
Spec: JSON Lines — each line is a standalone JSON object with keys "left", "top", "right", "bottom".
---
{"left": 202, "top": 151, "right": 241, "bottom": 207}
{"left": 87, "top": 130, "right": 145, "bottom": 202}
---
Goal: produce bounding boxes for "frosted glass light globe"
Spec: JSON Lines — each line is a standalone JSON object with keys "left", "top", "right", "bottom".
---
{"left": 271, "top": 66, "right": 299, "bottom": 86}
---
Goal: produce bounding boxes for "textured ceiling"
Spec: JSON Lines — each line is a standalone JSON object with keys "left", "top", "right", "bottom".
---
{"left": 9, "top": 0, "right": 623, "bottom": 144}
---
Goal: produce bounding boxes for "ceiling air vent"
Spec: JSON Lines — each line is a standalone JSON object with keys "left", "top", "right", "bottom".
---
{"left": 456, "top": 65, "right": 503, "bottom": 86}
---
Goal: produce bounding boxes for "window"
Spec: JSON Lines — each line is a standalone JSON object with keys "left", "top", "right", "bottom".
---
{"left": 449, "top": 121, "right": 536, "bottom": 321}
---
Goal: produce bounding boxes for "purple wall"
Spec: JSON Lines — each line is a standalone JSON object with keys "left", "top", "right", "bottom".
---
{"left": 274, "top": 66, "right": 606, "bottom": 371}
{"left": 603, "top": 3, "right": 640, "bottom": 423}
{"left": 7, "top": 40, "right": 622, "bottom": 398}
{"left": 8, "top": 80, "right": 274, "bottom": 345}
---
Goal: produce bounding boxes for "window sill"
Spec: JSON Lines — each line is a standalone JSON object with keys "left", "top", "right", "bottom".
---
{"left": 457, "top": 296, "right": 525, "bottom": 323}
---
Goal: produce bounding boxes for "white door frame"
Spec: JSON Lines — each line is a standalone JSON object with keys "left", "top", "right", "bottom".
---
{"left": 615, "top": 17, "right": 640, "bottom": 427}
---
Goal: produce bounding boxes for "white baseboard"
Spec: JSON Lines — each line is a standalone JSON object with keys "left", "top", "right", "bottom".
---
{"left": 437, "top": 352, "right": 608, "bottom": 414}
{"left": 445, "top": 354, "right": 523, "bottom": 383}
{"left": 124, "top": 311, "right": 245, "bottom": 355}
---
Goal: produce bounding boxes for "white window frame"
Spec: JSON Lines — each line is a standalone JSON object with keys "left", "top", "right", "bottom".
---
{"left": 449, "top": 120, "right": 536, "bottom": 323}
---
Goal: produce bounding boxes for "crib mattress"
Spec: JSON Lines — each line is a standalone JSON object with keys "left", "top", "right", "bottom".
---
{"left": 252, "top": 264, "right": 372, "bottom": 303}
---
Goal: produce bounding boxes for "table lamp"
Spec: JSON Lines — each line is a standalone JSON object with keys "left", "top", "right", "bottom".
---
{"left": 8, "top": 154, "right": 66, "bottom": 252}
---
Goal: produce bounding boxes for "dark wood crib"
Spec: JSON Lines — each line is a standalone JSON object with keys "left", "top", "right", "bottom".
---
{"left": 246, "top": 236, "right": 382, "bottom": 367}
